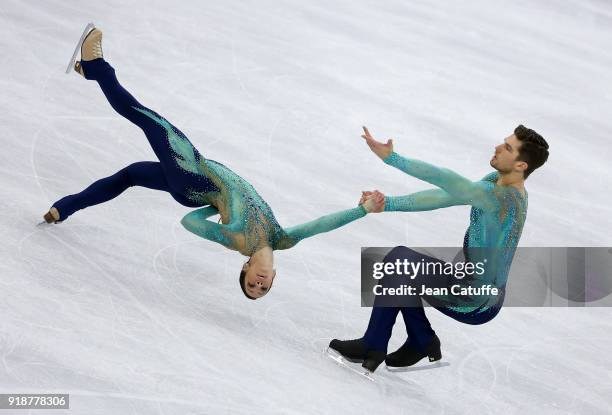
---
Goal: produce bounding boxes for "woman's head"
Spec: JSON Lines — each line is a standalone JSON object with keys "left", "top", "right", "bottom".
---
{"left": 239, "top": 248, "right": 276, "bottom": 300}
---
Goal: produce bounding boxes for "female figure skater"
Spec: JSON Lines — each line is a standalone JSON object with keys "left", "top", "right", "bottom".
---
{"left": 44, "top": 25, "right": 384, "bottom": 300}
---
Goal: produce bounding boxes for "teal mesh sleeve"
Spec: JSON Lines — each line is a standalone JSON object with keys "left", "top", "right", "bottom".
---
{"left": 180, "top": 206, "right": 236, "bottom": 249}
{"left": 283, "top": 205, "right": 367, "bottom": 246}
{"left": 384, "top": 188, "right": 468, "bottom": 212}
{"left": 383, "top": 152, "right": 496, "bottom": 210}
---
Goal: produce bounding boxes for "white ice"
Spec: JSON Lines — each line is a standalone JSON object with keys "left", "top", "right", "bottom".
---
{"left": 1, "top": 0, "right": 611, "bottom": 414}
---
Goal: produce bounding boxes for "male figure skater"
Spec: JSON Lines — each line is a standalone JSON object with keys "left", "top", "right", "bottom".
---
{"left": 329, "top": 125, "right": 549, "bottom": 371}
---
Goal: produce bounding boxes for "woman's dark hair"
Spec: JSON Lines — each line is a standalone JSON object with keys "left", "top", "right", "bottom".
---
{"left": 514, "top": 125, "right": 549, "bottom": 179}
{"left": 239, "top": 269, "right": 257, "bottom": 300}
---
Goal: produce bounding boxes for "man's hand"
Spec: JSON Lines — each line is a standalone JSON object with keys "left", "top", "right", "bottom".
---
{"left": 361, "top": 126, "right": 393, "bottom": 161}
{"left": 360, "top": 190, "right": 385, "bottom": 213}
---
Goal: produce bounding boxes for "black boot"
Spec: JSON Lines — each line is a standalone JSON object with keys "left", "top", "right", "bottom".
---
{"left": 328, "top": 338, "right": 367, "bottom": 362}
{"left": 362, "top": 350, "right": 386, "bottom": 372}
{"left": 328, "top": 338, "right": 387, "bottom": 372}
{"left": 385, "top": 335, "right": 442, "bottom": 368}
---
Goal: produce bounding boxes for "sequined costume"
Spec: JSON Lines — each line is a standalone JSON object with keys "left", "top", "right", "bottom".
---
{"left": 360, "top": 152, "right": 527, "bottom": 354}
{"left": 52, "top": 58, "right": 367, "bottom": 255}
{"left": 382, "top": 152, "right": 527, "bottom": 312}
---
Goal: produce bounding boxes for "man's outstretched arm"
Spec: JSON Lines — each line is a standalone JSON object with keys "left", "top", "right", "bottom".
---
{"left": 383, "top": 188, "right": 467, "bottom": 211}
{"left": 361, "top": 126, "right": 495, "bottom": 210}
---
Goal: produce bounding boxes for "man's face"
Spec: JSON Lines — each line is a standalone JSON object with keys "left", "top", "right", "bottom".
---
{"left": 490, "top": 134, "right": 524, "bottom": 174}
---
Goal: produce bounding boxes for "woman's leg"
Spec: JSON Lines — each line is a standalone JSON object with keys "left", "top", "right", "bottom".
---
{"left": 79, "top": 58, "right": 218, "bottom": 198}
{"left": 52, "top": 161, "right": 188, "bottom": 221}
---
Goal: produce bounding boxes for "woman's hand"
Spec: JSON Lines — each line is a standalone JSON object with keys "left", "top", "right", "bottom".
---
{"left": 360, "top": 190, "right": 385, "bottom": 213}
{"left": 361, "top": 126, "right": 393, "bottom": 160}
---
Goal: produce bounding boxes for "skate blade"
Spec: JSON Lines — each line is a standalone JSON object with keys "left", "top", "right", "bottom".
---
{"left": 36, "top": 219, "right": 62, "bottom": 227}
{"left": 65, "top": 22, "right": 95, "bottom": 74}
{"left": 325, "top": 348, "right": 375, "bottom": 381}
{"left": 385, "top": 361, "right": 450, "bottom": 373}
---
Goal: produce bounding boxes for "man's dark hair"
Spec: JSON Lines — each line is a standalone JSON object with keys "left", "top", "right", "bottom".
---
{"left": 239, "top": 269, "right": 257, "bottom": 300}
{"left": 514, "top": 125, "right": 549, "bottom": 179}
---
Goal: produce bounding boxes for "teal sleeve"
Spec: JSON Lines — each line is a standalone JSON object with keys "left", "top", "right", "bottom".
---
{"left": 180, "top": 206, "right": 236, "bottom": 249}
{"left": 383, "top": 152, "right": 495, "bottom": 210}
{"left": 384, "top": 188, "right": 468, "bottom": 212}
{"left": 283, "top": 205, "right": 367, "bottom": 246}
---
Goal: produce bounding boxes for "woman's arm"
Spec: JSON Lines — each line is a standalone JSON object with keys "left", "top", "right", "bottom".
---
{"left": 180, "top": 206, "right": 237, "bottom": 249}
{"left": 279, "top": 192, "right": 383, "bottom": 248}
{"left": 283, "top": 205, "right": 367, "bottom": 247}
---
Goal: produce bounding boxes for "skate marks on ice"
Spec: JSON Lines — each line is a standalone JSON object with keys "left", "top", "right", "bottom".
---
{"left": 65, "top": 22, "right": 95, "bottom": 74}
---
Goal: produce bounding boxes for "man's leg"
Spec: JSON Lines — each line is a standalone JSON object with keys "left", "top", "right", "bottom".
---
{"left": 53, "top": 161, "right": 174, "bottom": 221}
{"left": 362, "top": 306, "right": 401, "bottom": 352}
{"left": 364, "top": 246, "right": 444, "bottom": 367}
{"left": 328, "top": 247, "right": 409, "bottom": 372}
{"left": 362, "top": 246, "right": 430, "bottom": 351}
{"left": 79, "top": 58, "right": 218, "bottom": 198}
{"left": 384, "top": 305, "right": 443, "bottom": 367}
{"left": 399, "top": 305, "right": 437, "bottom": 350}
{"left": 329, "top": 247, "right": 411, "bottom": 356}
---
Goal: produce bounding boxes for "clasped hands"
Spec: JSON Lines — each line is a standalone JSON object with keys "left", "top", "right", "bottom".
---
{"left": 360, "top": 190, "right": 385, "bottom": 213}
{"left": 359, "top": 125, "right": 392, "bottom": 213}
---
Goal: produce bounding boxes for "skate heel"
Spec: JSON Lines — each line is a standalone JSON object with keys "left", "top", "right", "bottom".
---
{"left": 361, "top": 350, "right": 386, "bottom": 373}
{"left": 42, "top": 207, "right": 61, "bottom": 224}
{"left": 426, "top": 335, "right": 442, "bottom": 362}
{"left": 427, "top": 348, "right": 442, "bottom": 362}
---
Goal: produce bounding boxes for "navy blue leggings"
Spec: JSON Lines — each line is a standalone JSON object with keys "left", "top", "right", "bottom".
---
{"left": 53, "top": 58, "right": 218, "bottom": 221}
{"left": 362, "top": 247, "right": 502, "bottom": 352}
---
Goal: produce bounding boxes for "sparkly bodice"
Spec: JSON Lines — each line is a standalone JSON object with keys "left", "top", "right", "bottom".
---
{"left": 382, "top": 152, "right": 528, "bottom": 313}
{"left": 192, "top": 158, "right": 287, "bottom": 256}
{"left": 134, "top": 106, "right": 368, "bottom": 257}
{"left": 182, "top": 158, "right": 367, "bottom": 256}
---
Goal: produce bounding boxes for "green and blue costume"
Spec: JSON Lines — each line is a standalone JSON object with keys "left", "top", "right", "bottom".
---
{"left": 362, "top": 152, "right": 527, "bottom": 352}
{"left": 52, "top": 59, "right": 367, "bottom": 255}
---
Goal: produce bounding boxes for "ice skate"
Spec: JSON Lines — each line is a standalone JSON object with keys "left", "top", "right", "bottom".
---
{"left": 66, "top": 23, "right": 103, "bottom": 77}
{"left": 327, "top": 338, "right": 386, "bottom": 376}
{"left": 328, "top": 338, "right": 367, "bottom": 363}
{"left": 325, "top": 347, "right": 375, "bottom": 381}
{"left": 385, "top": 335, "right": 449, "bottom": 372}
{"left": 38, "top": 207, "right": 61, "bottom": 226}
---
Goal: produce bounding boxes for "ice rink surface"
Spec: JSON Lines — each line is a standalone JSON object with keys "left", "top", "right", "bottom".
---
{"left": 1, "top": 0, "right": 611, "bottom": 413}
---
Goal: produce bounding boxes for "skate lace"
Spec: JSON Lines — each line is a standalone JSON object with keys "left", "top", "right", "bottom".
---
{"left": 93, "top": 42, "right": 103, "bottom": 58}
